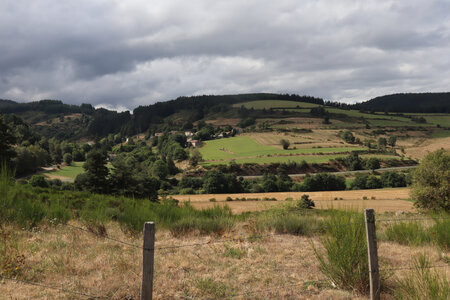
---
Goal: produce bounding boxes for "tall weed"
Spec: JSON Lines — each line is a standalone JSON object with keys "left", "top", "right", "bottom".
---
{"left": 384, "top": 221, "right": 430, "bottom": 246}
{"left": 394, "top": 253, "right": 449, "bottom": 300}
{"left": 256, "top": 212, "right": 324, "bottom": 235}
{"left": 429, "top": 217, "right": 450, "bottom": 251}
{"left": 312, "top": 210, "right": 369, "bottom": 294}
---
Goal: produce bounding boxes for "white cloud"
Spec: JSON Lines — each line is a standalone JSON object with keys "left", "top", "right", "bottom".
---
{"left": 0, "top": 0, "right": 449, "bottom": 110}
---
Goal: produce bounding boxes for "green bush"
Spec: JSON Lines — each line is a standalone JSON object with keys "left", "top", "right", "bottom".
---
{"left": 384, "top": 222, "right": 430, "bottom": 246}
{"left": 29, "top": 175, "right": 49, "bottom": 188}
{"left": 296, "top": 194, "right": 315, "bottom": 209}
{"left": 312, "top": 210, "right": 369, "bottom": 294}
{"left": 411, "top": 149, "right": 450, "bottom": 212}
{"left": 394, "top": 253, "right": 449, "bottom": 300}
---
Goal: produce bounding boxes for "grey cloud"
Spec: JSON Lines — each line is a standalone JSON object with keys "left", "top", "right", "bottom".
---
{"left": 1, "top": 0, "right": 450, "bottom": 109}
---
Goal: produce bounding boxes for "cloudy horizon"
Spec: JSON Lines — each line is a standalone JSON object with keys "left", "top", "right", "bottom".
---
{"left": 1, "top": 0, "right": 449, "bottom": 111}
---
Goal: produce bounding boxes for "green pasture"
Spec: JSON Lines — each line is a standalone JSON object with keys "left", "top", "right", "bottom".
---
{"left": 200, "top": 152, "right": 401, "bottom": 166}
{"left": 235, "top": 100, "right": 321, "bottom": 109}
{"left": 47, "top": 162, "right": 84, "bottom": 179}
{"left": 432, "top": 129, "right": 450, "bottom": 138}
{"left": 423, "top": 115, "right": 450, "bottom": 127}
{"left": 199, "top": 136, "right": 365, "bottom": 161}
{"left": 234, "top": 100, "right": 450, "bottom": 128}
{"left": 201, "top": 154, "right": 343, "bottom": 166}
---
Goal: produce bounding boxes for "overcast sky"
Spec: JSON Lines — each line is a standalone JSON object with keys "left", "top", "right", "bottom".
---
{"left": 1, "top": 0, "right": 449, "bottom": 111}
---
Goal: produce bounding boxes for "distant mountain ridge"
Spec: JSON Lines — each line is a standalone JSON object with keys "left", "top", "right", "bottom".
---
{"left": 352, "top": 92, "right": 450, "bottom": 113}
{"left": 1, "top": 92, "right": 449, "bottom": 140}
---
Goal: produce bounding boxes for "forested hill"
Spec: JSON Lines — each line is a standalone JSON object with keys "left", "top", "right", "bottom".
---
{"left": 0, "top": 93, "right": 323, "bottom": 139}
{"left": 353, "top": 93, "right": 450, "bottom": 113}
{"left": 132, "top": 93, "right": 324, "bottom": 132}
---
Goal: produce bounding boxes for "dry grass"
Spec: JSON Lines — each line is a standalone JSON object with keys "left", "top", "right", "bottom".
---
{"left": 1, "top": 218, "right": 448, "bottom": 300}
{"left": 172, "top": 188, "right": 414, "bottom": 214}
{"left": 205, "top": 118, "right": 241, "bottom": 126}
{"left": 405, "top": 136, "right": 450, "bottom": 160}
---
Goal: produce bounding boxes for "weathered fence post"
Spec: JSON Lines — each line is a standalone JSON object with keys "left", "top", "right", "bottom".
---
{"left": 141, "top": 222, "right": 155, "bottom": 300}
{"left": 364, "top": 209, "right": 380, "bottom": 300}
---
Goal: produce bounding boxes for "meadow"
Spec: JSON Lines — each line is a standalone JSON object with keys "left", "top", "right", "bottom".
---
{"left": 45, "top": 162, "right": 84, "bottom": 180}
{"left": 234, "top": 99, "right": 450, "bottom": 128}
{"left": 199, "top": 136, "right": 366, "bottom": 162}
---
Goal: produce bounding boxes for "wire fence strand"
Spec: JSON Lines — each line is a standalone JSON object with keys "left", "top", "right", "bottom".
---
{"left": 380, "top": 264, "right": 449, "bottom": 272}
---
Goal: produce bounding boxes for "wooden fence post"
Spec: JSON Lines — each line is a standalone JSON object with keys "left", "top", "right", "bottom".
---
{"left": 364, "top": 209, "right": 380, "bottom": 300}
{"left": 141, "top": 222, "right": 155, "bottom": 300}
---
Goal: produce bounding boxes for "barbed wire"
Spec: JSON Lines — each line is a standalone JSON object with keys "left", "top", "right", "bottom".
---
{"left": 0, "top": 275, "right": 101, "bottom": 299}
{"left": 380, "top": 264, "right": 449, "bottom": 272}
{"left": 62, "top": 213, "right": 448, "bottom": 262}
{"left": 376, "top": 216, "right": 450, "bottom": 223}
{"left": 64, "top": 223, "right": 143, "bottom": 250}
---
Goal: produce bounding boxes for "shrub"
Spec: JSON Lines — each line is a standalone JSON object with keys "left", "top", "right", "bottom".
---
{"left": 63, "top": 153, "right": 73, "bottom": 165}
{"left": 300, "top": 173, "right": 346, "bottom": 191}
{"left": 296, "top": 194, "right": 315, "bottom": 209}
{"left": 365, "top": 157, "right": 380, "bottom": 170}
{"left": 381, "top": 171, "right": 406, "bottom": 188}
{"left": 280, "top": 139, "right": 290, "bottom": 150}
{"left": 312, "top": 210, "right": 369, "bottom": 294}
{"left": 384, "top": 222, "right": 430, "bottom": 246}
{"left": 394, "top": 253, "right": 449, "bottom": 299}
{"left": 366, "top": 175, "right": 382, "bottom": 189}
{"left": 29, "top": 175, "right": 49, "bottom": 188}
{"left": 225, "top": 197, "right": 232, "bottom": 202}
{"left": 351, "top": 174, "right": 368, "bottom": 190}
{"left": 411, "top": 150, "right": 450, "bottom": 212}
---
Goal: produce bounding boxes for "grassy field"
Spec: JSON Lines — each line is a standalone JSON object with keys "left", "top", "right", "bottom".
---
{"left": 201, "top": 154, "right": 344, "bottom": 165}
{"left": 432, "top": 129, "right": 450, "bottom": 138}
{"left": 199, "top": 136, "right": 365, "bottom": 162}
{"left": 233, "top": 99, "right": 450, "bottom": 128}
{"left": 201, "top": 153, "right": 399, "bottom": 166}
{"left": 45, "top": 162, "right": 84, "bottom": 180}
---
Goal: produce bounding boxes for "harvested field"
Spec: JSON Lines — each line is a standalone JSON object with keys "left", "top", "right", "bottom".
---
{"left": 189, "top": 199, "right": 414, "bottom": 214}
{"left": 405, "top": 136, "right": 450, "bottom": 160}
{"left": 172, "top": 188, "right": 414, "bottom": 214}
